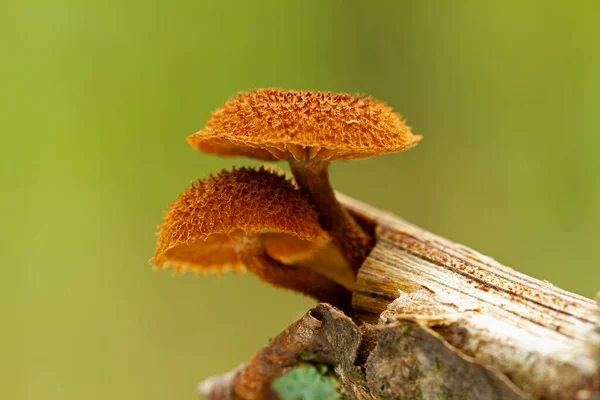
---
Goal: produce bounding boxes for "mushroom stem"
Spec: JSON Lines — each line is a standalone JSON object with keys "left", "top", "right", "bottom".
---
{"left": 235, "top": 234, "right": 352, "bottom": 312}
{"left": 289, "top": 160, "right": 373, "bottom": 274}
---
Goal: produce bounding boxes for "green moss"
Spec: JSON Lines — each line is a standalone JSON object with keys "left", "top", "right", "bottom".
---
{"left": 356, "top": 370, "right": 367, "bottom": 388}
{"left": 380, "top": 392, "right": 394, "bottom": 400}
{"left": 271, "top": 363, "right": 342, "bottom": 400}
{"left": 409, "top": 363, "right": 420, "bottom": 381}
{"left": 411, "top": 386, "right": 423, "bottom": 399}
{"left": 400, "top": 324, "right": 411, "bottom": 336}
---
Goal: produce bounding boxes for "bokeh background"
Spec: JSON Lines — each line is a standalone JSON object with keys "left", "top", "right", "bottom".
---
{"left": 2, "top": 1, "right": 599, "bottom": 399}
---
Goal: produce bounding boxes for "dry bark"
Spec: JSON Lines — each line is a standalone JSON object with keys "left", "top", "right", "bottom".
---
{"left": 199, "top": 195, "right": 600, "bottom": 400}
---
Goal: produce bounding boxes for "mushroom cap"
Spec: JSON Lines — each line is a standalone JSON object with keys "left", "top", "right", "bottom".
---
{"left": 187, "top": 89, "right": 422, "bottom": 162}
{"left": 151, "top": 167, "right": 329, "bottom": 273}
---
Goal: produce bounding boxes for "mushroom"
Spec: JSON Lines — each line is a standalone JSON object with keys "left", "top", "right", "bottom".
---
{"left": 187, "top": 89, "right": 422, "bottom": 272}
{"left": 151, "top": 167, "right": 351, "bottom": 308}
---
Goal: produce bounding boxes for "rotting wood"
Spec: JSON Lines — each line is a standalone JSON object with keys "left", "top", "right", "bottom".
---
{"left": 197, "top": 304, "right": 365, "bottom": 400}
{"left": 199, "top": 194, "right": 600, "bottom": 400}
{"left": 343, "top": 194, "right": 600, "bottom": 400}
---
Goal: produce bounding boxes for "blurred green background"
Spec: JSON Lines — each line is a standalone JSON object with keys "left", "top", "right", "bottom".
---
{"left": 2, "top": 1, "right": 599, "bottom": 399}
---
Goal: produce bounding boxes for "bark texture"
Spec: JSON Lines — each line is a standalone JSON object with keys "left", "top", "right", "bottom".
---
{"left": 199, "top": 195, "right": 600, "bottom": 400}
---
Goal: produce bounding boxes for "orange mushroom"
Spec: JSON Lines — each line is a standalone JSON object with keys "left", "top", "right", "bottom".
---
{"left": 187, "top": 89, "right": 422, "bottom": 273}
{"left": 151, "top": 167, "right": 351, "bottom": 307}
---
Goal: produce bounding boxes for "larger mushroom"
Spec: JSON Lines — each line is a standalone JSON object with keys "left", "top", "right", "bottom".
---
{"left": 151, "top": 167, "right": 351, "bottom": 309}
{"left": 187, "top": 89, "right": 422, "bottom": 272}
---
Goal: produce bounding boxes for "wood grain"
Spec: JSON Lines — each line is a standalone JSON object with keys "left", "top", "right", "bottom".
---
{"left": 340, "top": 194, "right": 600, "bottom": 399}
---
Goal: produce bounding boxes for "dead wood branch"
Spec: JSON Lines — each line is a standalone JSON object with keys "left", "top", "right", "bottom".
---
{"left": 199, "top": 195, "right": 600, "bottom": 400}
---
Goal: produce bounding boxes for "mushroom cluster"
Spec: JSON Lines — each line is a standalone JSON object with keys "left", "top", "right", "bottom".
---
{"left": 152, "top": 89, "right": 421, "bottom": 309}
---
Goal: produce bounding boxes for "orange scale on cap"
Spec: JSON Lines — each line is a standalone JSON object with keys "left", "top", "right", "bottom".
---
{"left": 187, "top": 89, "right": 422, "bottom": 162}
{"left": 151, "top": 167, "right": 329, "bottom": 275}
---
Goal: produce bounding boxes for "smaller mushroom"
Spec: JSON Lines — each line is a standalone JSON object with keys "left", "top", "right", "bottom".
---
{"left": 187, "top": 89, "right": 422, "bottom": 273}
{"left": 151, "top": 167, "right": 351, "bottom": 309}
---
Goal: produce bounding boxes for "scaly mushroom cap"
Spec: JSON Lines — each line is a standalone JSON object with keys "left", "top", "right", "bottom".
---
{"left": 187, "top": 89, "right": 422, "bottom": 162}
{"left": 151, "top": 167, "right": 329, "bottom": 274}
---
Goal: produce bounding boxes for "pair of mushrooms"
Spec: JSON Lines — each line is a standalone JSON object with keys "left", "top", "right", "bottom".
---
{"left": 152, "top": 89, "right": 421, "bottom": 309}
